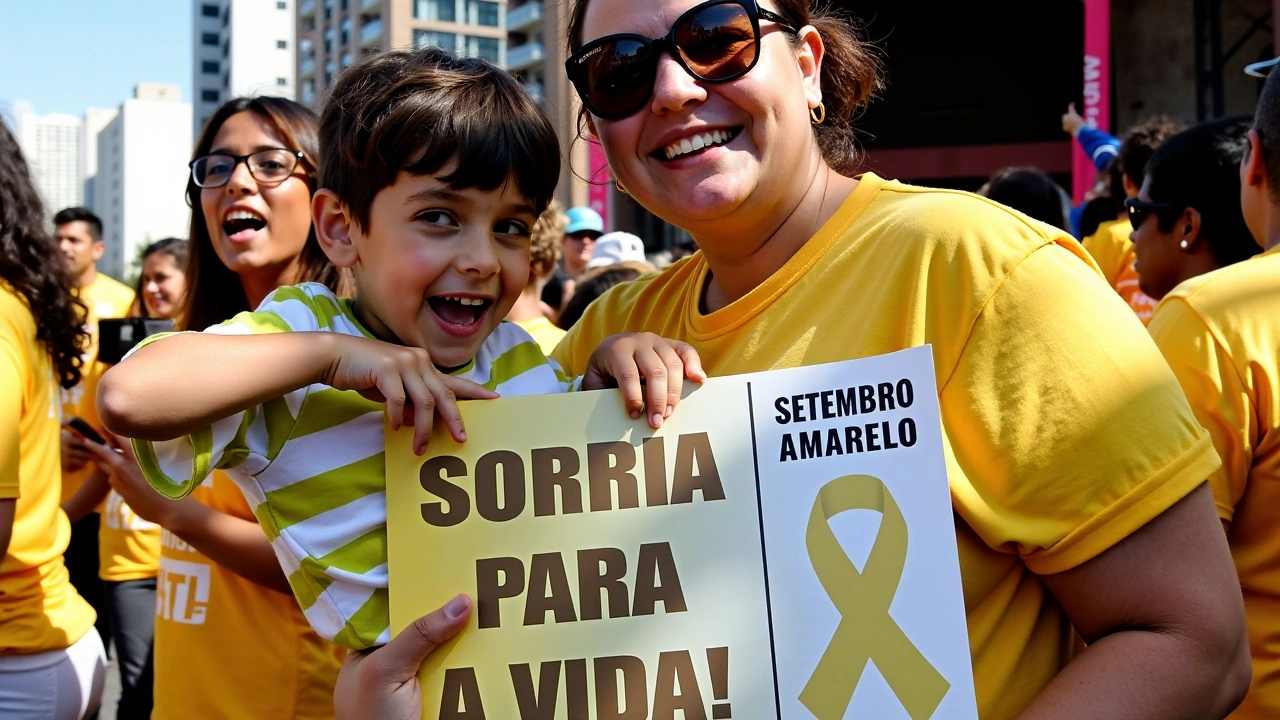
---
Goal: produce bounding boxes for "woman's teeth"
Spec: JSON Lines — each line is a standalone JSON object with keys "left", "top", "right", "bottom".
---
{"left": 664, "top": 129, "right": 736, "bottom": 160}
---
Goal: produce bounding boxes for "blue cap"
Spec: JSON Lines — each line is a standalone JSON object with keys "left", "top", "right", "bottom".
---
{"left": 1247, "top": 57, "right": 1280, "bottom": 77}
{"left": 565, "top": 206, "right": 604, "bottom": 236}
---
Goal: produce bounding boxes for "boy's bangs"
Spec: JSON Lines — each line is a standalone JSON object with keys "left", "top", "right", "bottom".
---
{"left": 395, "top": 91, "right": 560, "bottom": 212}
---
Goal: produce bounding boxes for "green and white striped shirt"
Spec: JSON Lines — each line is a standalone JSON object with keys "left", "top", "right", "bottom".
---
{"left": 132, "top": 283, "right": 571, "bottom": 649}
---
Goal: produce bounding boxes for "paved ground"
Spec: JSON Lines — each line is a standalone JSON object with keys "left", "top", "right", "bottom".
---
{"left": 98, "top": 657, "right": 120, "bottom": 720}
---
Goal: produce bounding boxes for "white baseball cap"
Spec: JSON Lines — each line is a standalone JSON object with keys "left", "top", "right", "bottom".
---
{"left": 587, "top": 232, "right": 647, "bottom": 269}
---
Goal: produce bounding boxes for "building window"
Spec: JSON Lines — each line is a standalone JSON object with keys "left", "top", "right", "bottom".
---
{"left": 414, "top": 30, "right": 457, "bottom": 53}
{"left": 201, "top": 3, "right": 219, "bottom": 17}
{"left": 277, "top": 0, "right": 287, "bottom": 8}
{"left": 341, "top": 17, "right": 351, "bottom": 45}
{"left": 201, "top": 32, "right": 219, "bottom": 46}
{"left": 466, "top": 0, "right": 498, "bottom": 27}
{"left": 414, "top": 0, "right": 455, "bottom": 22}
{"left": 277, "top": 77, "right": 289, "bottom": 86}
{"left": 201, "top": 89, "right": 220, "bottom": 102}
{"left": 302, "top": 80, "right": 316, "bottom": 105}
{"left": 277, "top": 40, "right": 288, "bottom": 49}
{"left": 463, "top": 35, "right": 499, "bottom": 63}
{"left": 201, "top": 60, "right": 219, "bottom": 74}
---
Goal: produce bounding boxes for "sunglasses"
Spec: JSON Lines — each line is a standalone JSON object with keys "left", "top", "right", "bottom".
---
{"left": 566, "top": 0, "right": 797, "bottom": 120}
{"left": 1125, "top": 197, "right": 1183, "bottom": 231}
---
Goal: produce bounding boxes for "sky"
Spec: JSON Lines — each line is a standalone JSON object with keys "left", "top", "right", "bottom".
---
{"left": 0, "top": 0, "right": 192, "bottom": 119}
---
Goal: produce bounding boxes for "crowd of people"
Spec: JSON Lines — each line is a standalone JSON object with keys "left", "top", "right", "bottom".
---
{"left": 3, "top": 0, "right": 1280, "bottom": 718}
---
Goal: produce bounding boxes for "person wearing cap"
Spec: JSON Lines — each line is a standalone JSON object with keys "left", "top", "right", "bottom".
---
{"left": 587, "top": 231, "right": 649, "bottom": 270}
{"left": 541, "top": 206, "right": 604, "bottom": 315}
{"left": 1146, "top": 60, "right": 1280, "bottom": 718}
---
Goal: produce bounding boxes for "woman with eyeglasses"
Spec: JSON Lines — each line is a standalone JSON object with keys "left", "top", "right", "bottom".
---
{"left": 557, "top": 0, "right": 1247, "bottom": 718}
{"left": 87, "top": 97, "right": 346, "bottom": 720}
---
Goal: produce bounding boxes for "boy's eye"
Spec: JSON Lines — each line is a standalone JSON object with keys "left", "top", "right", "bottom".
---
{"left": 494, "top": 219, "right": 531, "bottom": 236}
{"left": 417, "top": 210, "right": 456, "bottom": 227}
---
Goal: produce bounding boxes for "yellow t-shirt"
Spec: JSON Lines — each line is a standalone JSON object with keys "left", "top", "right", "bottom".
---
{"left": 98, "top": 489, "right": 161, "bottom": 582}
{"left": 515, "top": 316, "right": 567, "bottom": 355}
{"left": 0, "top": 284, "right": 97, "bottom": 653}
{"left": 152, "top": 471, "right": 343, "bottom": 720}
{"left": 61, "top": 272, "right": 135, "bottom": 503}
{"left": 1082, "top": 219, "right": 1160, "bottom": 324}
{"left": 553, "top": 174, "right": 1220, "bottom": 720}
{"left": 1147, "top": 243, "right": 1280, "bottom": 719}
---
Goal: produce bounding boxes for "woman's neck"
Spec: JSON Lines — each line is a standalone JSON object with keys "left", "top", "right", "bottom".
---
{"left": 507, "top": 288, "right": 546, "bottom": 322}
{"left": 239, "top": 258, "right": 302, "bottom": 309}
{"left": 695, "top": 163, "right": 858, "bottom": 313}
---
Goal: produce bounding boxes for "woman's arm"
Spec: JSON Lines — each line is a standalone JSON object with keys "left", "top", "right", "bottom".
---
{"left": 61, "top": 467, "right": 110, "bottom": 524}
{"left": 1019, "top": 483, "right": 1250, "bottom": 719}
{"left": 81, "top": 437, "right": 292, "bottom": 594}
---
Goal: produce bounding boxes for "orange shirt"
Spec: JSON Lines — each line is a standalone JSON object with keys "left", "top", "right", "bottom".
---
{"left": 0, "top": 284, "right": 97, "bottom": 653}
{"left": 152, "top": 471, "right": 343, "bottom": 719}
{"left": 1083, "top": 219, "right": 1159, "bottom": 324}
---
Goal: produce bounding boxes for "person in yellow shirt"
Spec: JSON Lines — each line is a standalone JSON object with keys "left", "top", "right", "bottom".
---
{"left": 549, "top": 1, "right": 1253, "bottom": 717}
{"left": 507, "top": 200, "right": 570, "bottom": 353}
{"left": 0, "top": 118, "right": 104, "bottom": 719}
{"left": 1147, "top": 68, "right": 1280, "bottom": 718}
{"left": 1082, "top": 116, "right": 1183, "bottom": 323}
{"left": 53, "top": 205, "right": 135, "bottom": 651}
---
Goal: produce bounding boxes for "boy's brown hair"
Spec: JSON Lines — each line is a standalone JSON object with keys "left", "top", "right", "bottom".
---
{"left": 319, "top": 48, "right": 560, "bottom": 231}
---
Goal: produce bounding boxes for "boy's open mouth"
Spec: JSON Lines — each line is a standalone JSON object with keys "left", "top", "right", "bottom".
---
{"left": 428, "top": 295, "right": 492, "bottom": 327}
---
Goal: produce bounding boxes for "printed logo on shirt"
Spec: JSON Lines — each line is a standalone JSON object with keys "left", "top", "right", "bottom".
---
{"left": 105, "top": 491, "right": 159, "bottom": 531}
{"left": 160, "top": 529, "right": 194, "bottom": 554}
{"left": 158, "top": 556, "right": 212, "bottom": 625}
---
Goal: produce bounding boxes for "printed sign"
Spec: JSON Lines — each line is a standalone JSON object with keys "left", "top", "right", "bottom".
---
{"left": 387, "top": 346, "right": 977, "bottom": 719}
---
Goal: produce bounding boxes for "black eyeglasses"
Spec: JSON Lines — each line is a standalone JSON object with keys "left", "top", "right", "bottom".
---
{"left": 1125, "top": 197, "right": 1183, "bottom": 231}
{"left": 190, "top": 148, "right": 306, "bottom": 188}
{"left": 566, "top": 0, "right": 797, "bottom": 120}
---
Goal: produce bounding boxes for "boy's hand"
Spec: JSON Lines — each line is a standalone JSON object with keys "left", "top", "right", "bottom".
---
{"left": 322, "top": 336, "right": 498, "bottom": 454}
{"left": 583, "top": 333, "right": 706, "bottom": 429}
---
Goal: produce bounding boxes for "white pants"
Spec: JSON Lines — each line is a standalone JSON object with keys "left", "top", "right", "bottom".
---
{"left": 0, "top": 628, "right": 107, "bottom": 719}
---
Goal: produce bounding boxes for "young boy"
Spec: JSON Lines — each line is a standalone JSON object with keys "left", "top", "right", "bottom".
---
{"left": 98, "top": 49, "right": 701, "bottom": 650}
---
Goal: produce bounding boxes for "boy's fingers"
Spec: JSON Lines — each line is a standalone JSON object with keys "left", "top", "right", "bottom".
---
{"left": 674, "top": 343, "right": 706, "bottom": 383}
{"left": 443, "top": 375, "right": 499, "bottom": 400}
{"left": 614, "top": 356, "right": 645, "bottom": 420}
{"left": 379, "top": 375, "right": 407, "bottom": 432}
{"left": 638, "top": 347, "right": 671, "bottom": 429}
{"left": 653, "top": 344, "right": 686, "bottom": 426}
{"left": 424, "top": 373, "right": 466, "bottom": 444}
{"left": 371, "top": 595, "right": 472, "bottom": 683}
{"left": 400, "top": 373, "right": 435, "bottom": 455}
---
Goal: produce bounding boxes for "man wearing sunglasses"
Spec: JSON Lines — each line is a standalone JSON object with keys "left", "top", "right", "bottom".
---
{"left": 1146, "top": 62, "right": 1280, "bottom": 719}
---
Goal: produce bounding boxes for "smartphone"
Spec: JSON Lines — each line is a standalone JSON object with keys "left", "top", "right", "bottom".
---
{"left": 66, "top": 417, "right": 107, "bottom": 446}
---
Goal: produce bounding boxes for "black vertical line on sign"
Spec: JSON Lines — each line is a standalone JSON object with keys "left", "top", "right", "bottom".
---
{"left": 746, "top": 381, "right": 782, "bottom": 717}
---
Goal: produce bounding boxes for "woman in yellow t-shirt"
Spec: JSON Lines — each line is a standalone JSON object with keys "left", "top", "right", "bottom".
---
{"left": 85, "top": 97, "right": 347, "bottom": 720}
{"left": 0, "top": 119, "right": 105, "bottom": 718}
{"left": 544, "top": 1, "right": 1251, "bottom": 718}
{"left": 1147, "top": 75, "right": 1280, "bottom": 718}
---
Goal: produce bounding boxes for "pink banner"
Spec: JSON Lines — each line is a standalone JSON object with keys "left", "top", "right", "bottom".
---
{"left": 1074, "top": 0, "right": 1111, "bottom": 203}
{"left": 588, "top": 141, "right": 612, "bottom": 231}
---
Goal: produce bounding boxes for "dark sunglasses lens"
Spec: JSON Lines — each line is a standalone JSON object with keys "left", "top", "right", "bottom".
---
{"left": 675, "top": 2, "right": 758, "bottom": 79}
{"left": 1127, "top": 205, "right": 1149, "bottom": 231}
{"left": 583, "top": 39, "right": 655, "bottom": 118}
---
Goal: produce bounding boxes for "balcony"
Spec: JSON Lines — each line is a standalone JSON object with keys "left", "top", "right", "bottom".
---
{"left": 506, "top": 2, "right": 542, "bottom": 33}
{"left": 360, "top": 16, "right": 383, "bottom": 47}
{"left": 300, "top": 56, "right": 315, "bottom": 76}
{"left": 300, "top": 0, "right": 314, "bottom": 15}
{"left": 506, "top": 41, "right": 543, "bottom": 71}
{"left": 361, "top": 0, "right": 380, "bottom": 15}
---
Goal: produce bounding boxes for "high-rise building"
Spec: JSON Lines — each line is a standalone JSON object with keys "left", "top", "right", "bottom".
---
{"left": 13, "top": 101, "right": 83, "bottom": 216}
{"left": 95, "top": 84, "right": 193, "bottom": 280}
{"left": 81, "top": 107, "right": 118, "bottom": 212}
{"left": 193, "top": 0, "right": 298, "bottom": 136}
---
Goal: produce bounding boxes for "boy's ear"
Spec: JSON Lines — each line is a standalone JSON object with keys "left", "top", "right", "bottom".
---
{"left": 312, "top": 189, "right": 359, "bottom": 268}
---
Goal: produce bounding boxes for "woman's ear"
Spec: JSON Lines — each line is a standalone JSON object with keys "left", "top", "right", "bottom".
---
{"left": 795, "top": 25, "right": 827, "bottom": 111}
{"left": 1244, "top": 129, "right": 1268, "bottom": 189}
{"left": 312, "top": 189, "right": 359, "bottom": 269}
{"left": 1181, "top": 207, "right": 1204, "bottom": 251}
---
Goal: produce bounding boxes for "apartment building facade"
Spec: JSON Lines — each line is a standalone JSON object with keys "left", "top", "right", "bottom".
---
{"left": 193, "top": 0, "right": 298, "bottom": 135}
{"left": 13, "top": 101, "right": 83, "bottom": 216}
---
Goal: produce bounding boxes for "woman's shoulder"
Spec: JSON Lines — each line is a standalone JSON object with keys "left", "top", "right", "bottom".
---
{"left": 869, "top": 179, "right": 1068, "bottom": 250}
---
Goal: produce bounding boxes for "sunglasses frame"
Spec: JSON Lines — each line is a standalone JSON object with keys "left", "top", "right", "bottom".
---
{"left": 566, "top": 0, "right": 797, "bottom": 120}
{"left": 1124, "top": 197, "right": 1183, "bottom": 231}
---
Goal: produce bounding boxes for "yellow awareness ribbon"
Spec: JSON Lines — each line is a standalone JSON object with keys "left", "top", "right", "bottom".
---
{"left": 799, "top": 474, "right": 951, "bottom": 720}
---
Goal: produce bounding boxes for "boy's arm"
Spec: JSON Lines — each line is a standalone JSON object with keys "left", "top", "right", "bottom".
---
{"left": 98, "top": 331, "right": 345, "bottom": 442}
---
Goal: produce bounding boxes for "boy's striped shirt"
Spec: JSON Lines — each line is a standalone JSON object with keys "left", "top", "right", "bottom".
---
{"left": 131, "top": 283, "right": 571, "bottom": 649}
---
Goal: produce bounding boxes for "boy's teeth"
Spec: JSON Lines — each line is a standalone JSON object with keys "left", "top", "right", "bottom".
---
{"left": 664, "top": 130, "right": 734, "bottom": 161}
{"left": 443, "top": 296, "right": 485, "bottom": 306}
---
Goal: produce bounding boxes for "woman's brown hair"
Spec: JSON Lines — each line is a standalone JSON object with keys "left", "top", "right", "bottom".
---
{"left": 181, "top": 96, "right": 349, "bottom": 331}
{"left": 567, "top": 0, "right": 882, "bottom": 176}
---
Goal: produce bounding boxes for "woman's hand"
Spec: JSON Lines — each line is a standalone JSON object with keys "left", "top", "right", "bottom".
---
{"left": 78, "top": 434, "right": 177, "bottom": 528}
{"left": 323, "top": 336, "right": 498, "bottom": 454}
{"left": 335, "top": 594, "right": 473, "bottom": 720}
{"left": 60, "top": 428, "right": 92, "bottom": 473}
{"left": 582, "top": 333, "right": 706, "bottom": 428}
{"left": 1062, "top": 102, "right": 1086, "bottom": 136}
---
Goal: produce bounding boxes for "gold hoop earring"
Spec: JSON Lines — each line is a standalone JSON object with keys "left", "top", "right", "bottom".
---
{"left": 810, "top": 102, "right": 826, "bottom": 125}
{"left": 615, "top": 180, "right": 628, "bottom": 195}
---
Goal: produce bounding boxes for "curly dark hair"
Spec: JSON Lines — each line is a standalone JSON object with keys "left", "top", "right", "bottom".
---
{"left": 0, "top": 119, "right": 86, "bottom": 388}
